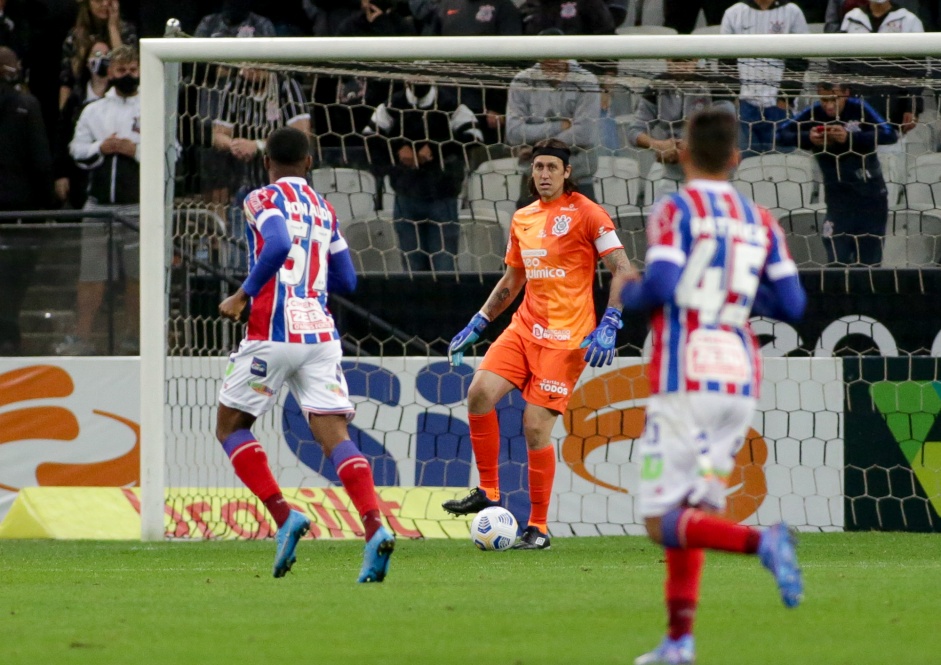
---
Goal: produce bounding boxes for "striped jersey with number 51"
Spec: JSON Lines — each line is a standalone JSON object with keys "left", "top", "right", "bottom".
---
{"left": 645, "top": 179, "right": 796, "bottom": 397}
{"left": 242, "top": 177, "right": 344, "bottom": 344}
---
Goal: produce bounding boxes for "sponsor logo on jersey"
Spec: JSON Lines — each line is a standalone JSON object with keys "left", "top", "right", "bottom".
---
{"left": 476, "top": 4, "right": 495, "bottom": 21}
{"left": 521, "top": 248, "right": 548, "bottom": 258}
{"left": 248, "top": 380, "right": 274, "bottom": 397}
{"left": 551, "top": 215, "right": 571, "bottom": 237}
{"left": 525, "top": 265, "right": 567, "bottom": 279}
{"left": 538, "top": 378, "right": 570, "bottom": 396}
{"left": 532, "top": 323, "right": 572, "bottom": 341}
{"left": 247, "top": 189, "right": 267, "bottom": 212}
{"left": 250, "top": 357, "right": 267, "bottom": 377}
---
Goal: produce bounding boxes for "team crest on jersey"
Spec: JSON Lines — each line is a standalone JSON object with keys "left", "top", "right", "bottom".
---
{"left": 560, "top": 2, "right": 577, "bottom": 19}
{"left": 131, "top": 116, "right": 141, "bottom": 134}
{"left": 770, "top": 20, "right": 784, "bottom": 34}
{"left": 476, "top": 4, "right": 495, "bottom": 21}
{"left": 551, "top": 214, "right": 572, "bottom": 236}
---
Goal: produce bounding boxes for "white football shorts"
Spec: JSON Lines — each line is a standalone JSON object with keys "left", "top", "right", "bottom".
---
{"left": 638, "top": 391, "right": 756, "bottom": 518}
{"left": 218, "top": 339, "right": 354, "bottom": 420}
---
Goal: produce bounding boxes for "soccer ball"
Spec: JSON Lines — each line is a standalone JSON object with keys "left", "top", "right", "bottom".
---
{"left": 470, "top": 506, "right": 518, "bottom": 551}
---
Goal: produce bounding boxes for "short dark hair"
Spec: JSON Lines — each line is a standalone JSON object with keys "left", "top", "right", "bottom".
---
{"left": 527, "top": 138, "right": 577, "bottom": 198}
{"left": 817, "top": 81, "right": 849, "bottom": 94}
{"left": 686, "top": 108, "right": 737, "bottom": 174}
{"left": 265, "top": 127, "right": 310, "bottom": 165}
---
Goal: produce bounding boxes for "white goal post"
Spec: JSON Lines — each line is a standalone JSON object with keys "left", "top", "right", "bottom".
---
{"left": 138, "top": 32, "right": 941, "bottom": 541}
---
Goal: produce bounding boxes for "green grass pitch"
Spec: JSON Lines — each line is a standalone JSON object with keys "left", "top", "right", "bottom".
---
{"left": 1, "top": 533, "right": 938, "bottom": 665}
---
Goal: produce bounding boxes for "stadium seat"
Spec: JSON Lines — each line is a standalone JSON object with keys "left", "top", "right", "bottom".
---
{"left": 457, "top": 211, "right": 507, "bottom": 274}
{"left": 343, "top": 214, "right": 405, "bottom": 275}
{"left": 882, "top": 209, "right": 941, "bottom": 268}
{"left": 807, "top": 23, "right": 826, "bottom": 34}
{"left": 732, "top": 153, "right": 818, "bottom": 213}
{"left": 876, "top": 148, "right": 907, "bottom": 209}
{"left": 905, "top": 153, "right": 941, "bottom": 208}
{"left": 644, "top": 161, "right": 679, "bottom": 205}
{"left": 466, "top": 157, "right": 523, "bottom": 219}
{"left": 903, "top": 117, "right": 936, "bottom": 161}
{"left": 778, "top": 209, "right": 830, "bottom": 267}
{"left": 309, "top": 167, "right": 378, "bottom": 223}
{"left": 614, "top": 210, "right": 648, "bottom": 265}
{"left": 691, "top": 25, "right": 722, "bottom": 35}
{"left": 594, "top": 155, "right": 644, "bottom": 218}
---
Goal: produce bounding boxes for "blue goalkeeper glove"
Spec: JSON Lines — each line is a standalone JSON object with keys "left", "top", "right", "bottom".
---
{"left": 579, "top": 307, "right": 623, "bottom": 367}
{"left": 448, "top": 312, "right": 489, "bottom": 367}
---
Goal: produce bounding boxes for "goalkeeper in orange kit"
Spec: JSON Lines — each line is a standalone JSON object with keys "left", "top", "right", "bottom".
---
{"left": 443, "top": 138, "right": 637, "bottom": 549}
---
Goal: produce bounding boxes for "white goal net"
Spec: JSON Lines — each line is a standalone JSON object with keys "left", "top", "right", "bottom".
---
{"left": 139, "top": 32, "right": 941, "bottom": 540}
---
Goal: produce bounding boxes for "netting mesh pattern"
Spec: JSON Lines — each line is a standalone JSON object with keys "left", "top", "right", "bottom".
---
{"left": 161, "top": 358, "right": 847, "bottom": 539}
{"left": 156, "top": 52, "right": 941, "bottom": 538}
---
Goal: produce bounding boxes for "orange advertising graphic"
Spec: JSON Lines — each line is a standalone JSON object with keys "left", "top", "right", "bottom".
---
{"left": 0, "top": 363, "right": 140, "bottom": 494}
{"left": 562, "top": 365, "right": 769, "bottom": 522}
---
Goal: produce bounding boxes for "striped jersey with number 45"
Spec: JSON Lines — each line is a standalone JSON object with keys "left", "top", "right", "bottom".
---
{"left": 645, "top": 179, "right": 797, "bottom": 397}
{"left": 243, "top": 176, "right": 344, "bottom": 343}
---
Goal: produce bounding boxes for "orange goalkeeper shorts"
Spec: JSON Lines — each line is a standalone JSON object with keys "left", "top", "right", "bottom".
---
{"left": 479, "top": 326, "right": 587, "bottom": 413}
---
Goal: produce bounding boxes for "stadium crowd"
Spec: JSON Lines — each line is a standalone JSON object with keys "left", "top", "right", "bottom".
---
{"left": 1, "top": 0, "right": 940, "bottom": 356}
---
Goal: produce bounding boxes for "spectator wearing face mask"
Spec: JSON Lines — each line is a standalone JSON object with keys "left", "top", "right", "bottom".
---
{"left": 59, "top": 0, "right": 137, "bottom": 111}
{"left": 55, "top": 40, "right": 111, "bottom": 209}
{"left": 57, "top": 45, "right": 141, "bottom": 356}
{"left": 194, "top": 0, "right": 276, "bottom": 38}
{"left": 0, "top": 46, "right": 55, "bottom": 355}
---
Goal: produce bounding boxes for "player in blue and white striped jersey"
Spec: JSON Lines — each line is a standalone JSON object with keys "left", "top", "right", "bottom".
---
{"left": 622, "top": 109, "right": 806, "bottom": 665}
{"left": 215, "top": 127, "right": 395, "bottom": 583}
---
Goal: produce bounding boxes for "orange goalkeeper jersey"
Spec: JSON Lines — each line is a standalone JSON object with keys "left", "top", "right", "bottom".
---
{"left": 504, "top": 191, "right": 622, "bottom": 350}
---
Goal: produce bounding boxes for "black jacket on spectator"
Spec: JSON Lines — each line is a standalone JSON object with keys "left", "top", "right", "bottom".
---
{"left": 0, "top": 84, "right": 54, "bottom": 211}
{"left": 304, "top": 0, "right": 361, "bottom": 36}
{"left": 54, "top": 86, "right": 101, "bottom": 209}
{"left": 365, "top": 85, "right": 482, "bottom": 200}
{"left": 520, "top": 0, "right": 615, "bottom": 35}
{"left": 0, "top": 0, "right": 30, "bottom": 65}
